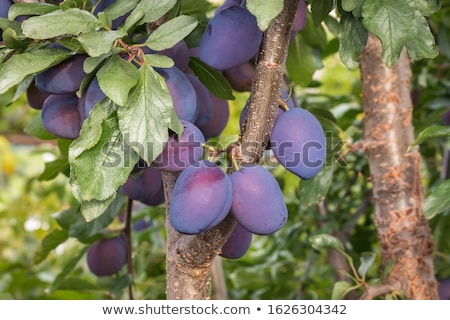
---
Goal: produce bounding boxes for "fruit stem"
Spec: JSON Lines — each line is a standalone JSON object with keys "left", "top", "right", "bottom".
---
{"left": 124, "top": 198, "right": 135, "bottom": 300}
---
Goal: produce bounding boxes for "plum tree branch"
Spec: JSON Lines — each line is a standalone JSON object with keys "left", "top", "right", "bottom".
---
{"left": 359, "top": 33, "right": 438, "bottom": 299}
{"left": 162, "top": 0, "right": 300, "bottom": 300}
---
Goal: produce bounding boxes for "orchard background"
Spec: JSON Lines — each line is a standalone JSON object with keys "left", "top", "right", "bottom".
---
{"left": 1, "top": 0, "right": 450, "bottom": 300}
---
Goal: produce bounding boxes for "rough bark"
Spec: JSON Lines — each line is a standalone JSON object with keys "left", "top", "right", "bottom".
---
{"left": 359, "top": 33, "right": 438, "bottom": 299}
{"left": 162, "top": 0, "right": 299, "bottom": 299}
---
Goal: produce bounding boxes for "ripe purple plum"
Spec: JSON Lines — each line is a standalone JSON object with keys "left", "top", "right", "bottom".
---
{"left": 156, "top": 67, "right": 199, "bottom": 123}
{"left": 229, "top": 164, "right": 288, "bottom": 235}
{"left": 78, "top": 77, "right": 106, "bottom": 121}
{"left": 220, "top": 222, "right": 253, "bottom": 259}
{"left": 293, "top": 0, "right": 307, "bottom": 32}
{"left": 223, "top": 61, "right": 255, "bottom": 92}
{"left": 151, "top": 120, "right": 205, "bottom": 172}
{"left": 438, "top": 278, "right": 450, "bottom": 300}
{"left": 35, "top": 54, "right": 87, "bottom": 95}
{"left": 185, "top": 73, "right": 214, "bottom": 127}
{"left": 41, "top": 94, "right": 82, "bottom": 139}
{"left": 156, "top": 40, "right": 190, "bottom": 72}
{"left": 199, "top": 6, "right": 263, "bottom": 70}
{"left": 197, "top": 93, "right": 230, "bottom": 139}
{"left": 270, "top": 108, "right": 326, "bottom": 180}
{"left": 26, "top": 81, "right": 50, "bottom": 110}
{"left": 170, "top": 160, "right": 232, "bottom": 234}
{"left": 121, "top": 166, "right": 165, "bottom": 206}
{"left": 87, "top": 234, "right": 127, "bottom": 277}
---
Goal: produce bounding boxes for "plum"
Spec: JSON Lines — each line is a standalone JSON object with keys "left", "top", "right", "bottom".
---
{"left": 87, "top": 234, "right": 127, "bottom": 277}
{"left": 220, "top": 222, "right": 253, "bottom": 259}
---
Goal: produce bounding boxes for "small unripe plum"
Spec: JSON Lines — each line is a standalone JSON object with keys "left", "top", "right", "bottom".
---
{"left": 86, "top": 234, "right": 127, "bottom": 277}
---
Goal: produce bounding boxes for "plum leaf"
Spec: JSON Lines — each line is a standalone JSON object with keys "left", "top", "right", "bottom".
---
{"left": 77, "top": 30, "right": 127, "bottom": 57}
{"left": 424, "top": 180, "right": 450, "bottom": 220}
{"left": 246, "top": 0, "right": 283, "bottom": 31}
{"left": 8, "top": 3, "right": 59, "bottom": 20}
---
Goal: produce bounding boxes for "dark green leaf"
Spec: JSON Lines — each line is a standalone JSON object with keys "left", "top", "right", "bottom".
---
{"left": 246, "top": 0, "right": 283, "bottom": 31}
{"left": 404, "top": 10, "right": 439, "bottom": 62}
{"left": 69, "top": 193, "right": 125, "bottom": 238}
{"left": 22, "top": 9, "right": 102, "bottom": 40}
{"left": 77, "top": 30, "right": 127, "bottom": 57}
{"left": 118, "top": 65, "right": 174, "bottom": 164}
{"left": 38, "top": 158, "right": 70, "bottom": 181}
{"left": 311, "top": 0, "right": 334, "bottom": 26}
{"left": 188, "top": 57, "right": 235, "bottom": 100}
{"left": 0, "top": 48, "right": 72, "bottom": 94}
{"left": 145, "top": 15, "right": 198, "bottom": 51}
{"left": 50, "top": 246, "right": 89, "bottom": 293}
{"left": 298, "top": 165, "right": 334, "bottom": 208}
{"left": 97, "top": 0, "right": 138, "bottom": 20}
{"left": 53, "top": 206, "right": 79, "bottom": 230}
{"left": 97, "top": 55, "right": 139, "bottom": 106}
{"left": 424, "top": 180, "right": 450, "bottom": 219}
{"left": 358, "top": 252, "right": 376, "bottom": 278}
{"left": 331, "top": 281, "right": 352, "bottom": 299}
{"left": 341, "top": 0, "right": 361, "bottom": 12}
{"left": 408, "top": 125, "right": 450, "bottom": 150}
{"left": 286, "top": 34, "right": 317, "bottom": 87}
{"left": 337, "top": 12, "right": 368, "bottom": 70}
{"left": 34, "top": 229, "right": 69, "bottom": 264}
{"left": 301, "top": 14, "right": 328, "bottom": 51}
{"left": 309, "top": 234, "right": 344, "bottom": 251}
{"left": 8, "top": 3, "right": 59, "bottom": 20}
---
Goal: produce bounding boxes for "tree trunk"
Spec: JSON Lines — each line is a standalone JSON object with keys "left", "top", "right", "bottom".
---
{"left": 359, "top": 33, "right": 438, "bottom": 299}
{"left": 162, "top": 0, "right": 299, "bottom": 299}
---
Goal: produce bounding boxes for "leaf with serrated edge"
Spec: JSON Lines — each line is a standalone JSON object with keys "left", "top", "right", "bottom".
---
{"left": 97, "top": 55, "right": 139, "bottom": 106}
{"left": 22, "top": 8, "right": 103, "bottom": 40}
{"left": 424, "top": 180, "right": 450, "bottom": 219}
{"left": 0, "top": 48, "right": 71, "bottom": 94}
{"left": 338, "top": 12, "right": 368, "bottom": 70}
{"left": 71, "top": 112, "right": 139, "bottom": 202}
{"left": 145, "top": 15, "right": 198, "bottom": 51}
{"left": 77, "top": 30, "right": 127, "bottom": 57}
{"left": 246, "top": 0, "right": 283, "bottom": 31}
{"left": 144, "top": 54, "right": 174, "bottom": 68}
{"left": 118, "top": 65, "right": 173, "bottom": 165}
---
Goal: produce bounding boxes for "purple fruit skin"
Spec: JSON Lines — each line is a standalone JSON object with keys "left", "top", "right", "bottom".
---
{"left": 443, "top": 108, "right": 450, "bottom": 126}
{"left": 156, "top": 67, "right": 199, "bottom": 123}
{"left": 170, "top": 160, "right": 232, "bottom": 234}
{"left": 270, "top": 108, "right": 326, "bottom": 180}
{"left": 26, "top": 81, "right": 50, "bottom": 110}
{"left": 220, "top": 222, "right": 253, "bottom": 259}
{"left": 151, "top": 120, "right": 205, "bottom": 172}
{"left": 223, "top": 61, "right": 256, "bottom": 92}
{"left": 157, "top": 40, "right": 190, "bottom": 72}
{"left": 199, "top": 6, "right": 263, "bottom": 70}
{"left": 121, "top": 166, "right": 165, "bottom": 206}
{"left": 198, "top": 93, "right": 230, "bottom": 139}
{"left": 186, "top": 73, "right": 214, "bottom": 127}
{"left": 230, "top": 165, "right": 287, "bottom": 235}
{"left": 87, "top": 235, "right": 127, "bottom": 277}
{"left": 35, "top": 54, "right": 87, "bottom": 95}
{"left": 0, "top": 0, "right": 12, "bottom": 41}
{"left": 438, "top": 278, "right": 450, "bottom": 300}
{"left": 79, "top": 77, "right": 106, "bottom": 121}
{"left": 41, "top": 94, "right": 82, "bottom": 139}
{"left": 292, "top": 0, "right": 307, "bottom": 32}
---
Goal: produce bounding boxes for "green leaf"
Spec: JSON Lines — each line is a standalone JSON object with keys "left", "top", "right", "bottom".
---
{"left": 286, "top": 34, "right": 317, "bottom": 87}
{"left": 125, "top": 0, "right": 177, "bottom": 30}
{"left": 34, "top": 229, "right": 69, "bottom": 264}
{"left": 298, "top": 165, "right": 334, "bottom": 208}
{"left": 180, "top": 0, "right": 213, "bottom": 15}
{"left": 69, "top": 193, "right": 125, "bottom": 238}
{"left": 311, "top": 0, "right": 334, "bottom": 26}
{"left": 408, "top": 125, "right": 450, "bottom": 150}
{"left": 38, "top": 158, "right": 70, "bottom": 181}
{"left": 408, "top": 0, "right": 441, "bottom": 16}
{"left": 53, "top": 206, "right": 79, "bottom": 230}
{"left": 188, "top": 57, "right": 235, "bottom": 100}
{"left": 145, "top": 15, "right": 198, "bottom": 51}
{"left": 2, "top": 27, "right": 32, "bottom": 49}
{"left": 424, "top": 180, "right": 450, "bottom": 219}
{"left": 71, "top": 111, "right": 139, "bottom": 202}
{"left": 118, "top": 65, "right": 174, "bottom": 164}
{"left": 362, "top": 0, "right": 437, "bottom": 67}
{"left": 21, "top": 8, "right": 103, "bottom": 40}
{"left": 404, "top": 10, "right": 439, "bottom": 62}
{"left": 337, "top": 12, "right": 368, "bottom": 70}
{"left": 144, "top": 54, "right": 174, "bottom": 68}
{"left": 331, "top": 281, "right": 353, "bottom": 300}
{"left": 358, "top": 252, "right": 376, "bottom": 278}
{"left": 50, "top": 246, "right": 89, "bottom": 293}
{"left": 96, "top": 55, "right": 139, "bottom": 106}
{"left": 309, "top": 234, "right": 344, "bottom": 251}
{"left": 8, "top": 3, "right": 59, "bottom": 20}
{"left": 0, "top": 48, "right": 72, "bottom": 95}
{"left": 96, "top": 0, "right": 138, "bottom": 20}
{"left": 246, "top": 0, "right": 283, "bottom": 31}
{"left": 77, "top": 30, "right": 127, "bottom": 57}
{"left": 341, "top": 0, "right": 362, "bottom": 12}
{"left": 56, "top": 278, "right": 101, "bottom": 291}
{"left": 301, "top": 14, "right": 328, "bottom": 52}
